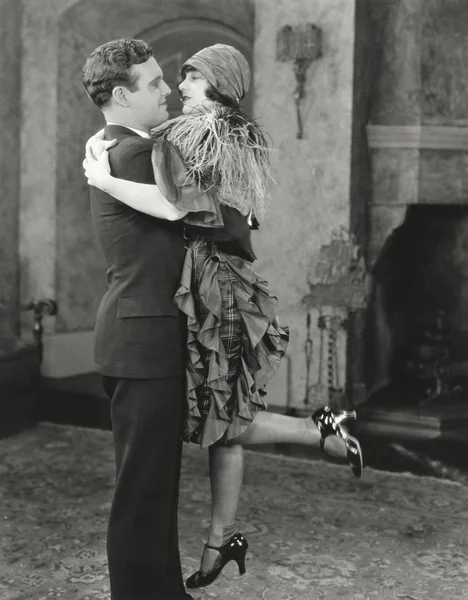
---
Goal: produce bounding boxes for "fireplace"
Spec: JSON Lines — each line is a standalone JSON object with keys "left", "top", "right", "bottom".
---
{"left": 345, "top": 0, "right": 468, "bottom": 477}
{"left": 359, "top": 120, "right": 468, "bottom": 449}
{"left": 359, "top": 204, "right": 468, "bottom": 446}
{"left": 367, "top": 204, "right": 468, "bottom": 400}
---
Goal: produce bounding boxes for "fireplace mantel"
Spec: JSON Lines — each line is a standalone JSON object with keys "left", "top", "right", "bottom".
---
{"left": 367, "top": 125, "right": 468, "bottom": 151}
{"left": 366, "top": 123, "right": 468, "bottom": 263}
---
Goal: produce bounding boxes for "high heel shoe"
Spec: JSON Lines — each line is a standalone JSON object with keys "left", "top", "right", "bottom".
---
{"left": 185, "top": 532, "right": 248, "bottom": 589}
{"left": 312, "top": 406, "right": 363, "bottom": 478}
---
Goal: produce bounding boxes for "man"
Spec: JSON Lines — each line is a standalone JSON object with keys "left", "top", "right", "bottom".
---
{"left": 82, "top": 39, "right": 192, "bottom": 600}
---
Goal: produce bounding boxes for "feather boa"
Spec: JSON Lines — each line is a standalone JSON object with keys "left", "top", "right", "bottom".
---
{"left": 151, "top": 106, "right": 272, "bottom": 219}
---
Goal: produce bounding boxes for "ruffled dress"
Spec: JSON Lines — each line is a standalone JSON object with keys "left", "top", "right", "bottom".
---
{"left": 151, "top": 137, "right": 289, "bottom": 449}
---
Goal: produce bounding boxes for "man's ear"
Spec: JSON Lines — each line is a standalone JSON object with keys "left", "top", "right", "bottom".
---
{"left": 112, "top": 86, "right": 130, "bottom": 107}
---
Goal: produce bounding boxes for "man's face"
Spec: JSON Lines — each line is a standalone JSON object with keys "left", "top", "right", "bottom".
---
{"left": 125, "top": 57, "right": 171, "bottom": 128}
{"left": 178, "top": 69, "right": 214, "bottom": 115}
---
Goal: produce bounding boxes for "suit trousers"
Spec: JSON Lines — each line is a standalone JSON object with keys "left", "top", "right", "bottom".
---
{"left": 102, "top": 376, "right": 192, "bottom": 600}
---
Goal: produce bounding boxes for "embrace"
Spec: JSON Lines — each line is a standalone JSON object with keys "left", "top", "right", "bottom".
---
{"left": 82, "top": 38, "right": 364, "bottom": 600}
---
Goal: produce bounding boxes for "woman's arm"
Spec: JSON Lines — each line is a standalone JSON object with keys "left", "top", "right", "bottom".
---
{"left": 83, "top": 149, "right": 188, "bottom": 221}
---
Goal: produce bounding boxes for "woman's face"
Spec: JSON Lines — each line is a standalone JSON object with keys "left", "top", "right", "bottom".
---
{"left": 178, "top": 69, "right": 214, "bottom": 115}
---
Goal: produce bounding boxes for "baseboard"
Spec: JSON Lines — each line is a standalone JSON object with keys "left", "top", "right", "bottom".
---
{"left": 38, "top": 372, "right": 289, "bottom": 433}
{"left": 41, "top": 331, "right": 95, "bottom": 378}
{"left": 39, "top": 373, "right": 111, "bottom": 430}
{"left": 39, "top": 333, "right": 292, "bottom": 408}
{"left": 0, "top": 384, "right": 39, "bottom": 439}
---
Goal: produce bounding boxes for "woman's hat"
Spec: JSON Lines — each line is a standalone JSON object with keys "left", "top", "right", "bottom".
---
{"left": 180, "top": 43, "right": 250, "bottom": 103}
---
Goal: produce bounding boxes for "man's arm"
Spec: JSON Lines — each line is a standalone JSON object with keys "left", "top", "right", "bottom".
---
{"left": 97, "top": 138, "right": 188, "bottom": 220}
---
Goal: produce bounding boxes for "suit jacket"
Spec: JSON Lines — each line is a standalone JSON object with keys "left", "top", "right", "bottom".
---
{"left": 90, "top": 125, "right": 187, "bottom": 379}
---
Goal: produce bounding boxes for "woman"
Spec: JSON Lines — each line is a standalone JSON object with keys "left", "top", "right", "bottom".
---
{"left": 84, "top": 43, "right": 363, "bottom": 590}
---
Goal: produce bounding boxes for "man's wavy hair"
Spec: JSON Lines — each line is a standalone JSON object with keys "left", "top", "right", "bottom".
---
{"left": 82, "top": 38, "right": 152, "bottom": 109}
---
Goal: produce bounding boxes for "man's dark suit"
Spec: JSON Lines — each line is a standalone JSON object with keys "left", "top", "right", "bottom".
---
{"left": 90, "top": 124, "right": 191, "bottom": 600}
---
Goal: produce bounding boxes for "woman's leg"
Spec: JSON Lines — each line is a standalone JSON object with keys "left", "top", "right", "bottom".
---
{"left": 199, "top": 409, "right": 350, "bottom": 573}
{"left": 200, "top": 443, "right": 244, "bottom": 571}
{"left": 199, "top": 264, "right": 247, "bottom": 571}
{"left": 226, "top": 411, "right": 347, "bottom": 457}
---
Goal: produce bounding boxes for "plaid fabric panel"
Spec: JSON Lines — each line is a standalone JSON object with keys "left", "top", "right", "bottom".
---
{"left": 191, "top": 241, "right": 243, "bottom": 422}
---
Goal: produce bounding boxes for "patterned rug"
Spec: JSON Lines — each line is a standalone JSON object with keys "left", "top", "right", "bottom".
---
{"left": 1, "top": 424, "right": 468, "bottom": 600}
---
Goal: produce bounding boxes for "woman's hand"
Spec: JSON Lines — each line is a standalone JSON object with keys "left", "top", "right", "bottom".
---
{"left": 85, "top": 129, "right": 117, "bottom": 160}
{"left": 83, "top": 150, "right": 113, "bottom": 192}
{"left": 83, "top": 129, "right": 118, "bottom": 191}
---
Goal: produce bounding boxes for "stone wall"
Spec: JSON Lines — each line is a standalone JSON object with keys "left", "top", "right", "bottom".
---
{"left": 13, "top": 0, "right": 358, "bottom": 394}
{"left": 254, "top": 0, "right": 356, "bottom": 407}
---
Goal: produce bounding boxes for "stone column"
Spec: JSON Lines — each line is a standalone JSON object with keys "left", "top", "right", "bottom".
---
{"left": 366, "top": 0, "right": 423, "bottom": 266}
{"left": 20, "top": 3, "right": 63, "bottom": 333}
{"left": 367, "top": 0, "right": 468, "bottom": 266}
{"left": 0, "top": 0, "right": 22, "bottom": 337}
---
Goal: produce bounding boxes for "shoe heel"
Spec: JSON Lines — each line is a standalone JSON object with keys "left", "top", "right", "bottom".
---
{"left": 237, "top": 558, "right": 246, "bottom": 575}
{"left": 346, "top": 434, "right": 363, "bottom": 478}
{"left": 186, "top": 532, "right": 248, "bottom": 590}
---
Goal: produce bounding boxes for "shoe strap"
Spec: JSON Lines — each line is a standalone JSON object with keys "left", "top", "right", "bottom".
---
{"left": 204, "top": 531, "right": 239, "bottom": 552}
{"left": 204, "top": 543, "right": 222, "bottom": 551}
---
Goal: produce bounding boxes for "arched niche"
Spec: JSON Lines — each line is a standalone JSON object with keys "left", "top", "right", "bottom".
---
{"left": 21, "top": 0, "right": 253, "bottom": 334}
{"left": 139, "top": 19, "right": 253, "bottom": 118}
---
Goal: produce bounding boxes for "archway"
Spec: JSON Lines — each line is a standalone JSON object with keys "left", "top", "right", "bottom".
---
{"left": 139, "top": 19, "right": 253, "bottom": 118}
{"left": 53, "top": 1, "right": 254, "bottom": 333}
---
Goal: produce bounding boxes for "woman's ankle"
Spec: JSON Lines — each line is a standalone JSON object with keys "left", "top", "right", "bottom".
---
{"left": 207, "top": 523, "right": 238, "bottom": 548}
{"left": 221, "top": 523, "right": 238, "bottom": 545}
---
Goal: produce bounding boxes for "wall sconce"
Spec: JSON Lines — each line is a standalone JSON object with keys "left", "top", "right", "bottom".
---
{"left": 276, "top": 23, "right": 323, "bottom": 139}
